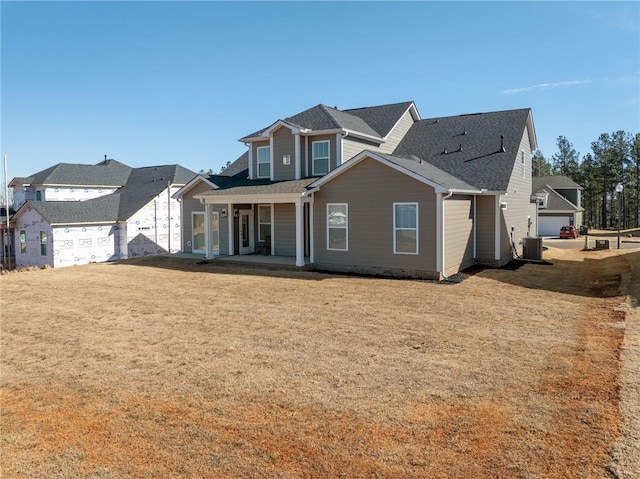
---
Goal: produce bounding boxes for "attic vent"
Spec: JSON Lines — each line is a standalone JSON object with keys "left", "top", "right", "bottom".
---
{"left": 499, "top": 135, "right": 506, "bottom": 153}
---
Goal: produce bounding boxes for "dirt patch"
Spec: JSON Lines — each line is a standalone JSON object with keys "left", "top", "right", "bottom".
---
{"left": 0, "top": 248, "right": 634, "bottom": 478}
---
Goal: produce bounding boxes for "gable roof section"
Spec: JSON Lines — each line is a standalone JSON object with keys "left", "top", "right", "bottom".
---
{"left": 532, "top": 175, "right": 582, "bottom": 191}
{"left": 344, "top": 101, "right": 418, "bottom": 138}
{"left": 10, "top": 159, "right": 132, "bottom": 187}
{"left": 535, "top": 186, "right": 581, "bottom": 211}
{"left": 392, "top": 108, "right": 535, "bottom": 192}
{"left": 16, "top": 164, "right": 197, "bottom": 225}
{"left": 309, "top": 150, "right": 479, "bottom": 194}
{"left": 239, "top": 101, "right": 416, "bottom": 143}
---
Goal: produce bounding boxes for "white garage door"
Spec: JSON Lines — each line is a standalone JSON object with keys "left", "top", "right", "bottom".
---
{"left": 538, "top": 215, "right": 572, "bottom": 237}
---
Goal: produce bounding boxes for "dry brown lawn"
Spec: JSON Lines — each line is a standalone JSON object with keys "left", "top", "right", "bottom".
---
{"left": 1, "top": 247, "right": 639, "bottom": 478}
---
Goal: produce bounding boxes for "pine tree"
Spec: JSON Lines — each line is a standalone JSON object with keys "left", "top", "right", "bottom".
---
{"left": 532, "top": 150, "right": 552, "bottom": 177}
{"left": 551, "top": 136, "right": 580, "bottom": 178}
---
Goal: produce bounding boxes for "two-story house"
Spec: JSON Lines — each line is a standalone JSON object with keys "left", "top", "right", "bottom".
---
{"left": 175, "top": 101, "right": 538, "bottom": 279}
{"left": 10, "top": 159, "right": 196, "bottom": 268}
{"left": 532, "top": 176, "right": 584, "bottom": 236}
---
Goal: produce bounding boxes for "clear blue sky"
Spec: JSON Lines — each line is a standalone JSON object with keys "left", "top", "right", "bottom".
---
{"left": 2, "top": 1, "right": 639, "bottom": 180}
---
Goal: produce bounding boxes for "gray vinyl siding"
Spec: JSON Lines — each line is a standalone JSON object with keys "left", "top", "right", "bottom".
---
{"left": 313, "top": 158, "right": 437, "bottom": 273}
{"left": 378, "top": 109, "right": 416, "bottom": 154}
{"left": 273, "top": 203, "right": 296, "bottom": 256}
{"left": 444, "top": 195, "right": 474, "bottom": 275}
{"left": 305, "top": 134, "right": 337, "bottom": 177}
{"left": 499, "top": 125, "right": 537, "bottom": 263}
{"left": 251, "top": 140, "right": 270, "bottom": 179}
{"left": 181, "top": 181, "right": 214, "bottom": 253}
{"left": 272, "top": 127, "right": 296, "bottom": 181}
{"left": 342, "top": 138, "right": 368, "bottom": 163}
{"left": 475, "top": 195, "right": 496, "bottom": 261}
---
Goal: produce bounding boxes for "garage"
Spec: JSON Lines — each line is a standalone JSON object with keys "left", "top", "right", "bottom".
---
{"left": 538, "top": 215, "right": 572, "bottom": 237}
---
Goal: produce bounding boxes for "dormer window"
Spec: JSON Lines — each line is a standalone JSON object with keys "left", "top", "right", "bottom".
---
{"left": 312, "top": 140, "right": 330, "bottom": 176}
{"left": 257, "top": 146, "right": 271, "bottom": 179}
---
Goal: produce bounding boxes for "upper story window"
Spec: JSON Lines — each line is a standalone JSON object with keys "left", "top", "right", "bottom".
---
{"left": 257, "top": 146, "right": 271, "bottom": 179}
{"left": 35, "top": 190, "right": 43, "bottom": 201}
{"left": 312, "top": 140, "right": 330, "bottom": 176}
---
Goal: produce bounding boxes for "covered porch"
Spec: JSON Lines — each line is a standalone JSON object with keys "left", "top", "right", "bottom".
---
{"left": 193, "top": 180, "right": 315, "bottom": 267}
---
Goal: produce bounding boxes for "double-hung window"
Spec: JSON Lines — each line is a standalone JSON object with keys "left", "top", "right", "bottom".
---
{"left": 257, "top": 146, "right": 271, "bottom": 178}
{"left": 394, "top": 203, "right": 418, "bottom": 254}
{"left": 40, "top": 231, "right": 47, "bottom": 256}
{"left": 258, "top": 205, "right": 271, "bottom": 242}
{"left": 312, "top": 140, "right": 330, "bottom": 176}
{"left": 327, "top": 203, "right": 348, "bottom": 251}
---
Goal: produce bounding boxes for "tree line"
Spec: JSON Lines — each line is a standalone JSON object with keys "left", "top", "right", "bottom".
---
{"left": 533, "top": 131, "right": 640, "bottom": 230}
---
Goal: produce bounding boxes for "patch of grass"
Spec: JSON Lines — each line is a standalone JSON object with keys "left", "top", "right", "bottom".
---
{"left": 1, "top": 248, "right": 638, "bottom": 478}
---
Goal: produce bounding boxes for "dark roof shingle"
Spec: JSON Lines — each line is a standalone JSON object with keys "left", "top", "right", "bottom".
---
{"left": 393, "top": 109, "right": 532, "bottom": 191}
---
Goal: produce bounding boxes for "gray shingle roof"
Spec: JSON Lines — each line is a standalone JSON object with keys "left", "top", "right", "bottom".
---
{"left": 392, "top": 108, "right": 532, "bottom": 191}
{"left": 373, "top": 152, "right": 478, "bottom": 191}
{"left": 20, "top": 164, "right": 197, "bottom": 224}
{"left": 196, "top": 178, "right": 316, "bottom": 198}
{"left": 532, "top": 175, "right": 582, "bottom": 190}
{"left": 344, "top": 101, "right": 415, "bottom": 137}
{"left": 218, "top": 152, "right": 248, "bottom": 178}
{"left": 239, "top": 101, "right": 413, "bottom": 142}
{"left": 535, "top": 187, "right": 580, "bottom": 211}
{"left": 12, "top": 159, "right": 132, "bottom": 187}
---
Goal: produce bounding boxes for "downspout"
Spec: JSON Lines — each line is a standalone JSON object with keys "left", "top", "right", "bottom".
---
{"left": 440, "top": 190, "right": 454, "bottom": 280}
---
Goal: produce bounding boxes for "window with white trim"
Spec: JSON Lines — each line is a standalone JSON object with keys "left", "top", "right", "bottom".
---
{"left": 394, "top": 203, "right": 418, "bottom": 254}
{"left": 327, "top": 203, "right": 347, "bottom": 251}
{"left": 258, "top": 204, "right": 271, "bottom": 242}
{"left": 257, "top": 146, "right": 271, "bottom": 178}
{"left": 313, "top": 140, "right": 330, "bottom": 176}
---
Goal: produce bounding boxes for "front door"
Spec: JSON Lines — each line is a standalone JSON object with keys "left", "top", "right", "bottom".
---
{"left": 239, "top": 210, "right": 254, "bottom": 254}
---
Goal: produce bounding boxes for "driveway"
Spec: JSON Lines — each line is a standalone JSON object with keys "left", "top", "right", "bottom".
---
{"left": 543, "top": 235, "right": 640, "bottom": 250}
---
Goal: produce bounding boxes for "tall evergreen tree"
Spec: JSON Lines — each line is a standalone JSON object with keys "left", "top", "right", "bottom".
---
{"left": 532, "top": 150, "right": 552, "bottom": 177}
{"left": 551, "top": 136, "right": 580, "bottom": 178}
{"left": 590, "top": 131, "right": 632, "bottom": 229}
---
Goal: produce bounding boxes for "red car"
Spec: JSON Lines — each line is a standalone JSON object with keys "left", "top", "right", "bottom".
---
{"left": 559, "top": 225, "right": 578, "bottom": 239}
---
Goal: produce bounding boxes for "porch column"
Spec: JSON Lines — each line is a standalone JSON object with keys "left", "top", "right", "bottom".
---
{"left": 204, "top": 203, "right": 212, "bottom": 259}
{"left": 228, "top": 203, "right": 234, "bottom": 255}
{"left": 309, "top": 198, "right": 314, "bottom": 264}
{"left": 295, "top": 199, "right": 304, "bottom": 267}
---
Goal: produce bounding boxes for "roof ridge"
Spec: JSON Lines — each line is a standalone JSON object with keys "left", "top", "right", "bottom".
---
{"left": 318, "top": 104, "right": 342, "bottom": 129}
{"left": 343, "top": 100, "right": 414, "bottom": 112}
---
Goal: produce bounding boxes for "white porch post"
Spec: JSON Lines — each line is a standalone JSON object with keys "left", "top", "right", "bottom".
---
{"left": 309, "top": 198, "right": 314, "bottom": 264}
{"left": 295, "top": 199, "right": 304, "bottom": 267}
{"left": 228, "top": 203, "right": 234, "bottom": 255}
{"left": 204, "top": 203, "right": 212, "bottom": 259}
